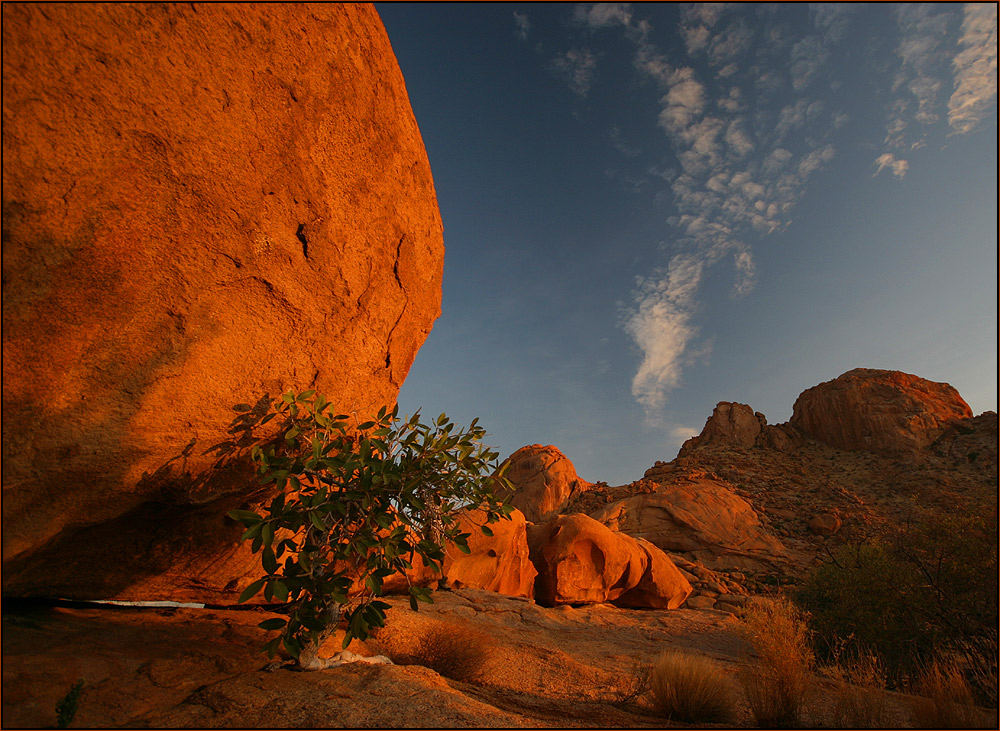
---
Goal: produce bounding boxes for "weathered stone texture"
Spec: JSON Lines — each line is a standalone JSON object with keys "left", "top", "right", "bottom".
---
{"left": 2, "top": 3, "right": 443, "bottom": 600}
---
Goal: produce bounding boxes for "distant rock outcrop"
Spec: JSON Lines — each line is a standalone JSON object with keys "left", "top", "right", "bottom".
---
{"left": 2, "top": 4, "right": 443, "bottom": 601}
{"left": 500, "top": 445, "right": 592, "bottom": 523}
{"left": 789, "top": 368, "right": 973, "bottom": 455}
{"left": 679, "top": 401, "right": 805, "bottom": 455}
{"left": 681, "top": 402, "right": 767, "bottom": 451}
{"left": 526, "top": 514, "right": 692, "bottom": 608}
{"left": 591, "top": 477, "right": 788, "bottom": 571}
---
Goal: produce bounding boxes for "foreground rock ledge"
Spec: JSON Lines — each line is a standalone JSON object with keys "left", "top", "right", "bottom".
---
{"left": 1, "top": 3, "right": 443, "bottom": 601}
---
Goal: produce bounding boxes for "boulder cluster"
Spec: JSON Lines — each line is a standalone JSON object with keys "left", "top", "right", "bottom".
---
{"left": 429, "top": 367, "right": 988, "bottom": 611}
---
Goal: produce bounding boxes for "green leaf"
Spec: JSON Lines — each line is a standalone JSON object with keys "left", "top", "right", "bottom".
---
{"left": 271, "top": 580, "right": 289, "bottom": 602}
{"left": 228, "top": 509, "right": 261, "bottom": 524}
{"left": 358, "top": 421, "right": 376, "bottom": 430}
{"left": 480, "top": 525, "right": 494, "bottom": 537}
{"left": 258, "top": 618, "right": 287, "bottom": 631}
{"left": 309, "top": 511, "right": 325, "bottom": 531}
{"left": 264, "top": 637, "right": 281, "bottom": 658}
{"left": 262, "top": 547, "right": 278, "bottom": 574}
{"left": 239, "top": 522, "right": 263, "bottom": 542}
{"left": 297, "top": 389, "right": 316, "bottom": 402}
{"left": 238, "top": 578, "right": 266, "bottom": 603}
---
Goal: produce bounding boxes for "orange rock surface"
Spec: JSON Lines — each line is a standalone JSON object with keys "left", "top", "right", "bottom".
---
{"left": 527, "top": 513, "right": 690, "bottom": 608}
{"left": 500, "top": 445, "right": 592, "bottom": 523}
{"left": 1, "top": 3, "right": 443, "bottom": 601}
{"left": 442, "top": 509, "right": 537, "bottom": 599}
{"left": 789, "top": 368, "right": 973, "bottom": 455}
{"left": 680, "top": 402, "right": 767, "bottom": 452}
{"left": 614, "top": 537, "right": 693, "bottom": 610}
{"left": 591, "top": 478, "right": 788, "bottom": 571}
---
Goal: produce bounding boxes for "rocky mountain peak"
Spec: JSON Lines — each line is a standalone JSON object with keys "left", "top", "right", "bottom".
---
{"left": 789, "top": 368, "right": 974, "bottom": 455}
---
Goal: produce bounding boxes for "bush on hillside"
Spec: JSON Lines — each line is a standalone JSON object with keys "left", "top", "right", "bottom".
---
{"left": 798, "top": 511, "right": 998, "bottom": 694}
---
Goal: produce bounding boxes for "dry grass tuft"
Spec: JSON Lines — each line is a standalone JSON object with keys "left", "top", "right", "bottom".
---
{"left": 648, "top": 651, "right": 738, "bottom": 723}
{"left": 830, "top": 649, "right": 893, "bottom": 728}
{"left": 910, "top": 656, "right": 993, "bottom": 729}
{"left": 736, "top": 595, "right": 813, "bottom": 728}
{"left": 611, "top": 661, "right": 651, "bottom": 706}
{"left": 369, "top": 620, "right": 494, "bottom": 684}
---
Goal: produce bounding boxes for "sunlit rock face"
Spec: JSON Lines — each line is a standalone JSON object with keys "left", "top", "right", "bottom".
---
{"left": 1, "top": 4, "right": 443, "bottom": 600}
{"left": 500, "top": 445, "right": 592, "bottom": 523}
{"left": 591, "top": 478, "right": 788, "bottom": 572}
{"left": 378, "top": 509, "right": 537, "bottom": 600}
{"left": 442, "top": 509, "right": 537, "bottom": 599}
{"left": 526, "top": 514, "right": 692, "bottom": 608}
{"left": 789, "top": 368, "right": 973, "bottom": 456}
{"left": 680, "top": 402, "right": 766, "bottom": 453}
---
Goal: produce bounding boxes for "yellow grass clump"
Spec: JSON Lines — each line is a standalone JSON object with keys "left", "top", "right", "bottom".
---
{"left": 368, "top": 620, "right": 494, "bottom": 684}
{"left": 910, "top": 656, "right": 994, "bottom": 729}
{"left": 648, "top": 651, "right": 738, "bottom": 723}
{"left": 736, "top": 595, "right": 813, "bottom": 728}
{"left": 830, "top": 649, "right": 894, "bottom": 728}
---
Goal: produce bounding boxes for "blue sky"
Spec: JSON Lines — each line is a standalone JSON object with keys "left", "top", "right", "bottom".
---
{"left": 377, "top": 3, "right": 998, "bottom": 485}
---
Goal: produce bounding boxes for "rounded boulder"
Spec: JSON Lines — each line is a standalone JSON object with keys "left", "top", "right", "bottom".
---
{"left": 2, "top": 4, "right": 443, "bottom": 600}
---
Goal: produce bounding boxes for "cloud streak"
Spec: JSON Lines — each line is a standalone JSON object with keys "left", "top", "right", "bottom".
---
{"left": 874, "top": 153, "right": 909, "bottom": 179}
{"left": 513, "top": 11, "right": 530, "bottom": 42}
{"left": 948, "top": 3, "right": 998, "bottom": 135}
{"left": 551, "top": 48, "right": 597, "bottom": 97}
{"left": 625, "top": 254, "right": 702, "bottom": 413}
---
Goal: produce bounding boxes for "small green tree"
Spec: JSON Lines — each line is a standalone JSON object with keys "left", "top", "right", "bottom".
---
{"left": 226, "top": 391, "right": 513, "bottom": 668}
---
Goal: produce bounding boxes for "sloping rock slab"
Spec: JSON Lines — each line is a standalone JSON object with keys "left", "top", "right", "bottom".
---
{"left": 590, "top": 480, "right": 788, "bottom": 571}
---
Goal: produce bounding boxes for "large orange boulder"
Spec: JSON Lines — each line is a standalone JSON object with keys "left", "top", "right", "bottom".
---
{"left": 500, "top": 445, "right": 592, "bottom": 523}
{"left": 442, "top": 509, "right": 537, "bottom": 599}
{"left": 789, "top": 369, "right": 973, "bottom": 455}
{"left": 526, "top": 513, "right": 691, "bottom": 608}
{"left": 591, "top": 479, "right": 787, "bottom": 571}
{"left": 1, "top": 4, "right": 443, "bottom": 601}
{"left": 614, "top": 537, "right": 693, "bottom": 610}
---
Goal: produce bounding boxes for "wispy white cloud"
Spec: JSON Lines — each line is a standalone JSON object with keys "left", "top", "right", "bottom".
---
{"left": 574, "top": 2, "right": 632, "bottom": 29}
{"left": 625, "top": 254, "right": 703, "bottom": 414}
{"left": 809, "top": 3, "right": 854, "bottom": 43}
{"left": 513, "top": 11, "right": 531, "bottom": 42}
{"left": 874, "top": 152, "right": 909, "bottom": 178}
{"left": 884, "top": 5, "right": 953, "bottom": 149}
{"left": 551, "top": 48, "right": 597, "bottom": 96}
{"left": 948, "top": 3, "right": 998, "bottom": 135}
{"left": 587, "top": 3, "right": 989, "bottom": 418}
{"left": 611, "top": 7, "right": 845, "bottom": 417}
{"left": 669, "top": 425, "right": 701, "bottom": 443}
{"left": 610, "top": 126, "right": 641, "bottom": 157}
{"left": 790, "top": 35, "right": 828, "bottom": 91}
